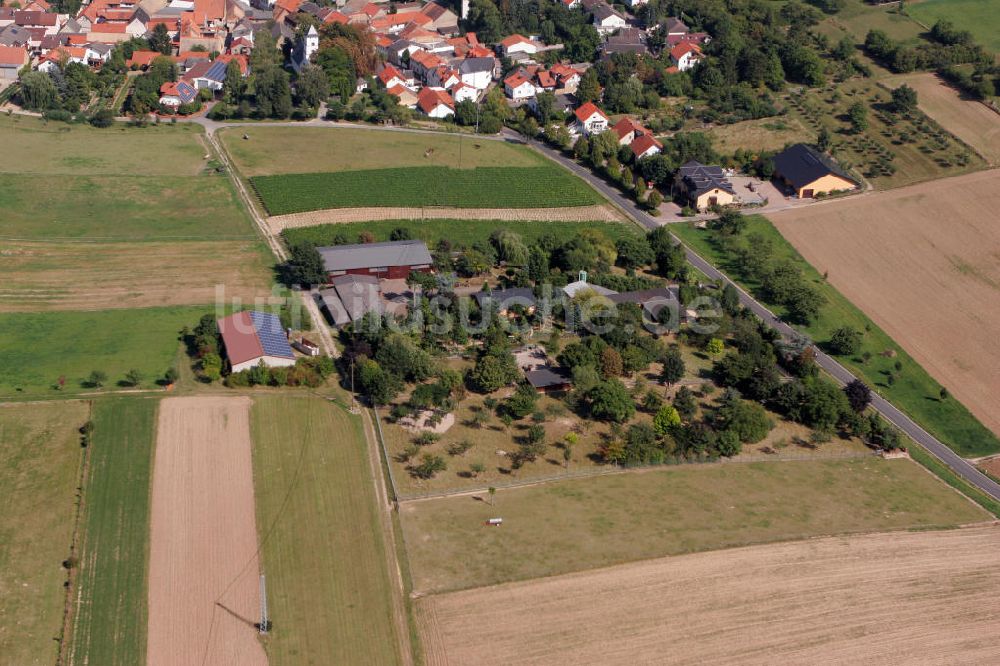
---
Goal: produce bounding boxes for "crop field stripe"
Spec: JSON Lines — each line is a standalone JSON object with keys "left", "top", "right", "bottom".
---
{"left": 69, "top": 397, "right": 157, "bottom": 666}
{"left": 250, "top": 167, "right": 602, "bottom": 214}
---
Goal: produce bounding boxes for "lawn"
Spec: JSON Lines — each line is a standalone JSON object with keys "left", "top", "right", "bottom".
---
{"left": 0, "top": 114, "right": 209, "bottom": 176}
{"left": 0, "top": 174, "right": 257, "bottom": 241}
{"left": 816, "top": 0, "right": 926, "bottom": 47}
{"left": 218, "top": 126, "right": 546, "bottom": 177}
{"left": 282, "top": 217, "right": 641, "bottom": 249}
{"left": 671, "top": 216, "right": 1000, "bottom": 457}
{"left": 0, "top": 400, "right": 89, "bottom": 666}
{"left": 399, "top": 457, "right": 988, "bottom": 593}
{"left": 251, "top": 396, "right": 403, "bottom": 666}
{"left": 906, "top": 0, "right": 1000, "bottom": 52}
{"left": 251, "top": 167, "right": 603, "bottom": 214}
{"left": 0, "top": 306, "right": 211, "bottom": 396}
{"left": 68, "top": 397, "right": 157, "bottom": 666}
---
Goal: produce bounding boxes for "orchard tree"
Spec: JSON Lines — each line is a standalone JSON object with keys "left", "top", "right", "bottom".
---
{"left": 660, "top": 348, "right": 685, "bottom": 387}
{"left": 890, "top": 84, "right": 918, "bottom": 114}
{"left": 587, "top": 379, "right": 635, "bottom": 423}
{"left": 828, "top": 326, "right": 862, "bottom": 356}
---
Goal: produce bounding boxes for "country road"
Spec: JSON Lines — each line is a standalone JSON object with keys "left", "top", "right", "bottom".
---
{"left": 513, "top": 130, "right": 1000, "bottom": 502}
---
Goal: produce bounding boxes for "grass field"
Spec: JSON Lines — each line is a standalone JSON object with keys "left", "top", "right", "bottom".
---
{"left": 417, "top": 526, "right": 1000, "bottom": 665}
{"left": 0, "top": 115, "right": 209, "bottom": 177}
{"left": 0, "top": 400, "right": 88, "bottom": 666}
{"left": 218, "top": 126, "right": 546, "bottom": 177}
{"left": 399, "top": 457, "right": 987, "bottom": 593}
{"left": 0, "top": 306, "right": 212, "bottom": 396}
{"left": 906, "top": 0, "right": 1000, "bottom": 52}
{"left": 0, "top": 174, "right": 257, "bottom": 241}
{"left": 282, "top": 217, "right": 640, "bottom": 249}
{"left": 0, "top": 239, "right": 274, "bottom": 312}
{"left": 704, "top": 116, "right": 814, "bottom": 154}
{"left": 672, "top": 215, "right": 1000, "bottom": 456}
{"left": 251, "top": 396, "right": 403, "bottom": 666}
{"left": 251, "top": 167, "right": 603, "bottom": 214}
{"left": 68, "top": 398, "right": 157, "bottom": 666}
{"left": 817, "top": 0, "right": 925, "bottom": 47}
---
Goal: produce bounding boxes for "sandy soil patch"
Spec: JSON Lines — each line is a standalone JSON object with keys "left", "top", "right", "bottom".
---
{"left": 0, "top": 240, "right": 273, "bottom": 312}
{"left": 400, "top": 410, "right": 456, "bottom": 434}
{"left": 888, "top": 72, "right": 1000, "bottom": 165}
{"left": 770, "top": 169, "right": 1000, "bottom": 436}
{"left": 147, "top": 397, "right": 267, "bottom": 666}
{"left": 267, "top": 204, "right": 624, "bottom": 232}
{"left": 418, "top": 525, "right": 1000, "bottom": 665}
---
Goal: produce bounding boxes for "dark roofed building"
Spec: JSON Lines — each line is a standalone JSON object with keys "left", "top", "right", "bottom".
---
{"left": 472, "top": 287, "right": 537, "bottom": 314}
{"left": 772, "top": 143, "right": 858, "bottom": 198}
{"left": 525, "top": 367, "right": 572, "bottom": 393}
{"left": 317, "top": 239, "right": 432, "bottom": 280}
{"left": 319, "top": 274, "right": 384, "bottom": 327}
{"left": 675, "top": 160, "right": 737, "bottom": 211}
{"left": 608, "top": 287, "right": 683, "bottom": 324}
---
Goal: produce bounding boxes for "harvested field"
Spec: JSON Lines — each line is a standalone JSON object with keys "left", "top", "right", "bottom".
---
{"left": 887, "top": 72, "right": 1000, "bottom": 164}
{"left": 267, "top": 204, "right": 623, "bottom": 231}
{"left": 0, "top": 240, "right": 273, "bottom": 312}
{"left": 417, "top": 525, "right": 1000, "bottom": 666}
{"left": 147, "top": 397, "right": 265, "bottom": 666}
{"left": 770, "top": 170, "right": 1000, "bottom": 437}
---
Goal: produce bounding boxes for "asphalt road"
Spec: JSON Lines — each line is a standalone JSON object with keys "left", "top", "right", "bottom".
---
{"left": 515, "top": 130, "right": 1000, "bottom": 503}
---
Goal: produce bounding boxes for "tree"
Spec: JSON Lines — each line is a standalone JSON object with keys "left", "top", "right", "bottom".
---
{"left": 19, "top": 72, "right": 58, "bottom": 111}
{"left": 254, "top": 65, "right": 293, "bottom": 118}
{"left": 357, "top": 358, "right": 401, "bottom": 404}
{"left": 164, "top": 367, "right": 179, "bottom": 385}
{"left": 88, "top": 370, "right": 108, "bottom": 388}
{"left": 828, "top": 326, "right": 862, "bottom": 356}
{"left": 577, "top": 68, "right": 600, "bottom": 103}
{"left": 939, "top": 387, "right": 949, "bottom": 401}
{"left": 124, "top": 369, "right": 143, "bottom": 387}
{"left": 469, "top": 353, "right": 519, "bottom": 393}
{"left": 223, "top": 59, "right": 246, "bottom": 104}
{"left": 90, "top": 108, "right": 114, "bottom": 128}
{"left": 848, "top": 101, "right": 868, "bottom": 134}
{"left": 587, "top": 380, "right": 635, "bottom": 423}
{"left": 890, "top": 84, "right": 917, "bottom": 114}
{"left": 598, "top": 346, "right": 623, "bottom": 379}
{"left": 296, "top": 63, "right": 329, "bottom": 107}
{"left": 817, "top": 126, "right": 832, "bottom": 152}
{"left": 148, "top": 22, "right": 172, "bottom": 55}
{"left": 844, "top": 378, "right": 872, "bottom": 413}
{"left": 714, "top": 390, "right": 772, "bottom": 443}
{"left": 673, "top": 386, "right": 697, "bottom": 421}
{"left": 470, "top": 461, "right": 486, "bottom": 477}
{"left": 413, "top": 453, "right": 447, "bottom": 479}
{"left": 466, "top": 0, "right": 503, "bottom": 43}
{"left": 488, "top": 486, "right": 496, "bottom": 506}
{"left": 653, "top": 405, "right": 681, "bottom": 436}
{"left": 285, "top": 242, "right": 325, "bottom": 286}
{"left": 614, "top": 236, "right": 654, "bottom": 269}
{"left": 660, "top": 348, "right": 685, "bottom": 387}
{"left": 705, "top": 338, "right": 725, "bottom": 356}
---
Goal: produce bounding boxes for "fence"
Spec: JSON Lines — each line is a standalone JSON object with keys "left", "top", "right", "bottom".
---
{"left": 370, "top": 404, "right": 403, "bottom": 504}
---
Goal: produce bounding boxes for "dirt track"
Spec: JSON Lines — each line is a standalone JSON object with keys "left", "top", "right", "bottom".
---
{"left": 266, "top": 204, "right": 624, "bottom": 232}
{"left": 418, "top": 526, "right": 1000, "bottom": 665}
{"left": 147, "top": 397, "right": 267, "bottom": 666}
{"left": 770, "top": 169, "right": 1000, "bottom": 437}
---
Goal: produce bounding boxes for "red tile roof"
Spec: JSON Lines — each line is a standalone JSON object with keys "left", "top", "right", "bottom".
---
{"left": 127, "top": 49, "right": 160, "bottom": 68}
{"left": 0, "top": 45, "right": 28, "bottom": 67}
{"left": 574, "top": 101, "right": 606, "bottom": 123}
{"left": 631, "top": 133, "right": 662, "bottom": 158}
{"left": 670, "top": 42, "right": 701, "bottom": 60}
{"left": 500, "top": 33, "right": 530, "bottom": 48}
{"left": 417, "top": 87, "right": 454, "bottom": 113}
{"left": 218, "top": 311, "right": 264, "bottom": 366}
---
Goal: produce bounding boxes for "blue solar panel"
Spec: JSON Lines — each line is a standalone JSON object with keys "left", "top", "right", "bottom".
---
{"left": 206, "top": 59, "right": 228, "bottom": 82}
{"left": 249, "top": 311, "right": 294, "bottom": 358}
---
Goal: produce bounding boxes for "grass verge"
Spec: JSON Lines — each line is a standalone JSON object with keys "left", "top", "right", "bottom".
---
{"left": 908, "top": 446, "right": 1000, "bottom": 518}
{"left": 399, "top": 457, "right": 989, "bottom": 594}
{"left": 671, "top": 215, "right": 1000, "bottom": 457}
{"left": 0, "top": 400, "right": 88, "bottom": 666}
{"left": 68, "top": 397, "right": 157, "bottom": 666}
{"left": 251, "top": 396, "right": 403, "bottom": 665}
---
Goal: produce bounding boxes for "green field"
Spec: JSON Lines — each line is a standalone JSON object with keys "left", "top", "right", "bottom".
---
{"left": 251, "top": 167, "right": 603, "bottom": 214}
{"left": 69, "top": 398, "right": 157, "bottom": 666}
{"left": 817, "top": 0, "right": 925, "bottom": 47}
{"left": 0, "top": 400, "right": 88, "bottom": 666}
{"left": 219, "top": 126, "right": 546, "bottom": 177}
{"left": 0, "top": 306, "right": 210, "bottom": 396}
{"left": 399, "top": 457, "right": 988, "bottom": 593}
{"left": 0, "top": 174, "right": 257, "bottom": 241}
{"left": 0, "top": 115, "right": 209, "bottom": 177}
{"left": 671, "top": 216, "right": 1000, "bottom": 457}
{"left": 282, "top": 217, "right": 640, "bottom": 248}
{"left": 251, "top": 396, "right": 403, "bottom": 666}
{"left": 906, "top": 0, "right": 1000, "bottom": 51}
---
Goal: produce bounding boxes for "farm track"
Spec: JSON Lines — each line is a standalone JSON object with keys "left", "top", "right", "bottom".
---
{"left": 267, "top": 204, "right": 624, "bottom": 231}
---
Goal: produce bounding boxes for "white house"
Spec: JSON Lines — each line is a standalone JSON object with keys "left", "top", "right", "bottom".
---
{"left": 670, "top": 42, "right": 703, "bottom": 72}
{"left": 573, "top": 101, "right": 609, "bottom": 135}
{"left": 458, "top": 56, "right": 494, "bottom": 89}
{"left": 503, "top": 71, "right": 535, "bottom": 100}
{"left": 417, "top": 86, "right": 455, "bottom": 118}
{"left": 450, "top": 81, "right": 477, "bottom": 104}
{"left": 218, "top": 311, "right": 297, "bottom": 374}
{"left": 499, "top": 33, "right": 537, "bottom": 57}
{"left": 158, "top": 80, "right": 198, "bottom": 108}
{"left": 592, "top": 4, "right": 626, "bottom": 35}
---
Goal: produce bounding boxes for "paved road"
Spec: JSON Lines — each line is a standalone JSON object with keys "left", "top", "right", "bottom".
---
{"left": 515, "top": 130, "right": 1000, "bottom": 502}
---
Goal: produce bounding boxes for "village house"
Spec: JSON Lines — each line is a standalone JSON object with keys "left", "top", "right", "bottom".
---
{"left": 772, "top": 143, "right": 858, "bottom": 198}
{"left": 573, "top": 101, "right": 609, "bottom": 136}
{"left": 417, "top": 86, "right": 454, "bottom": 118}
{"left": 317, "top": 240, "right": 433, "bottom": 281}
{"left": 319, "top": 274, "right": 385, "bottom": 327}
{"left": 158, "top": 79, "right": 198, "bottom": 107}
{"left": 498, "top": 33, "right": 538, "bottom": 57}
{"left": 670, "top": 42, "right": 703, "bottom": 71}
{"left": 0, "top": 44, "right": 28, "bottom": 80}
{"left": 503, "top": 70, "right": 536, "bottom": 101}
{"left": 457, "top": 56, "right": 494, "bottom": 89}
{"left": 675, "top": 161, "right": 737, "bottom": 211}
{"left": 591, "top": 4, "right": 626, "bottom": 35}
{"left": 218, "top": 310, "right": 296, "bottom": 374}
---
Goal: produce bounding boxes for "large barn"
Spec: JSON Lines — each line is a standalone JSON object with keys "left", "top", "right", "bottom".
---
{"left": 317, "top": 240, "right": 433, "bottom": 281}
{"left": 772, "top": 143, "right": 858, "bottom": 198}
{"left": 217, "top": 310, "right": 296, "bottom": 373}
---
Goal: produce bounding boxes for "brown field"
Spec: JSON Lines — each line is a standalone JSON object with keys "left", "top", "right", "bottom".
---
{"left": 418, "top": 525, "right": 1000, "bottom": 666}
{"left": 703, "top": 116, "right": 813, "bottom": 154}
{"left": 0, "top": 240, "right": 274, "bottom": 311}
{"left": 770, "top": 169, "right": 1000, "bottom": 436}
{"left": 147, "top": 397, "right": 266, "bottom": 666}
{"left": 888, "top": 72, "right": 1000, "bottom": 164}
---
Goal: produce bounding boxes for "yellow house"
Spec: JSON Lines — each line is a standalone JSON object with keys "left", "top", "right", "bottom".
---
{"left": 675, "top": 161, "right": 738, "bottom": 211}
{"left": 772, "top": 143, "right": 858, "bottom": 198}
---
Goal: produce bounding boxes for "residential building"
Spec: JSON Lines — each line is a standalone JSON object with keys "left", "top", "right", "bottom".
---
{"left": 217, "top": 310, "right": 296, "bottom": 373}
{"left": 572, "top": 101, "right": 609, "bottom": 135}
{"left": 457, "top": 56, "right": 494, "bottom": 89}
{"left": 675, "top": 160, "right": 736, "bottom": 211}
{"left": 772, "top": 143, "right": 858, "bottom": 198}
{"left": 591, "top": 4, "right": 626, "bottom": 35}
{"left": 417, "top": 86, "right": 454, "bottom": 118}
{"left": 0, "top": 44, "right": 27, "bottom": 79}
{"left": 630, "top": 133, "right": 662, "bottom": 160}
{"left": 503, "top": 70, "right": 535, "bottom": 100}
{"left": 317, "top": 240, "right": 433, "bottom": 280}
{"left": 499, "top": 33, "right": 538, "bottom": 57}
{"left": 670, "top": 42, "right": 703, "bottom": 71}
{"left": 159, "top": 79, "right": 198, "bottom": 107}
{"left": 319, "top": 274, "right": 384, "bottom": 327}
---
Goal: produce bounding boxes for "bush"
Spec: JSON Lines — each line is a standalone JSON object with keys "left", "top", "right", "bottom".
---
{"left": 90, "top": 108, "right": 115, "bottom": 128}
{"left": 828, "top": 326, "right": 862, "bottom": 356}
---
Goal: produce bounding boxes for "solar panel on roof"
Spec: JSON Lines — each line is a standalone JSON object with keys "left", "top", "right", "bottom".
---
{"left": 249, "top": 311, "right": 294, "bottom": 358}
{"left": 206, "top": 59, "right": 227, "bottom": 81}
